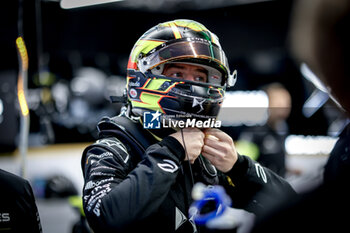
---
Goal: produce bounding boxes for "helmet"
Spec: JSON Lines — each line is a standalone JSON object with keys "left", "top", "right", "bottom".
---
{"left": 126, "top": 19, "right": 237, "bottom": 121}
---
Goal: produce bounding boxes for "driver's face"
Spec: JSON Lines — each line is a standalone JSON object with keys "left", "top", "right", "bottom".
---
{"left": 162, "top": 63, "right": 208, "bottom": 83}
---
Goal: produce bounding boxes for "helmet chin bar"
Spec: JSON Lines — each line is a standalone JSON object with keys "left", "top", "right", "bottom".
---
{"left": 127, "top": 69, "right": 224, "bottom": 120}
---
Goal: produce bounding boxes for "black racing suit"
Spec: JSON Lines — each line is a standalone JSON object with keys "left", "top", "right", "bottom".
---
{"left": 250, "top": 124, "right": 350, "bottom": 233}
{"left": 81, "top": 115, "right": 295, "bottom": 233}
{"left": 0, "top": 169, "right": 42, "bottom": 233}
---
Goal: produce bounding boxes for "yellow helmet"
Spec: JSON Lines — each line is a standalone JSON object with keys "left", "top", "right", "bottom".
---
{"left": 125, "top": 19, "right": 237, "bottom": 119}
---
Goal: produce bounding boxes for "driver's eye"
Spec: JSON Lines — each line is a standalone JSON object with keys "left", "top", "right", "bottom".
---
{"left": 170, "top": 72, "right": 183, "bottom": 78}
{"left": 194, "top": 76, "right": 206, "bottom": 83}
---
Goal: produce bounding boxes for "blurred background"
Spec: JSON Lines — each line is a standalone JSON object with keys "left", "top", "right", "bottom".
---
{"left": 0, "top": 0, "right": 346, "bottom": 232}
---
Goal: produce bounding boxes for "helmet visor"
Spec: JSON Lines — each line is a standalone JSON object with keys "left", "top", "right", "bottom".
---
{"left": 138, "top": 38, "right": 230, "bottom": 83}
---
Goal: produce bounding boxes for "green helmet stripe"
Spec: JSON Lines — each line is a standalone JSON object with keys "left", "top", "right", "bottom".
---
{"left": 145, "top": 78, "right": 171, "bottom": 90}
{"left": 130, "top": 39, "right": 164, "bottom": 63}
{"left": 132, "top": 92, "right": 164, "bottom": 112}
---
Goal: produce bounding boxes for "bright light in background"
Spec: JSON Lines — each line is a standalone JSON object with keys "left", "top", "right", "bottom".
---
{"left": 0, "top": 99, "right": 3, "bottom": 124}
{"left": 16, "top": 37, "right": 29, "bottom": 117}
{"left": 285, "top": 135, "right": 338, "bottom": 155}
{"left": 300, "top": 62, "right": 343, "bottom": 114}
{"left": 16, "top": 36, "right": 30, "bottom": 178}
{"left": 17, "top": 80, "right": 29, "bottom": 116}
{"left": 300, "top": 63, "right": 328, "bottom": 93}
{"left": 60, "top": 0, "right": 124, "bottom": 9}
{"left": 218, "top": 90, "right": 269, "bottom": 126}
{"left": 16, "top": 37, "right": 28, "bottom": 71}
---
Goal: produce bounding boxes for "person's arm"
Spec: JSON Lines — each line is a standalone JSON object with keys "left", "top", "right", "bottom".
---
{"left": 200, "top": 128, "right": 295, "bottom": 213}
{"left": 82, "top": 136, "right": 184, "bottom": 232}
{"left": 224, "top": 154, "right": 296, "bottom": 213}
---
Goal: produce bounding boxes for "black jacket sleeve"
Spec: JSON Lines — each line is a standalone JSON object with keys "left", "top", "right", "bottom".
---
{"left": 223, "top": 154, "right": 296, "bottom": 214}
{"left": 81, "top": 136, "right": 185, "bottom": 232}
